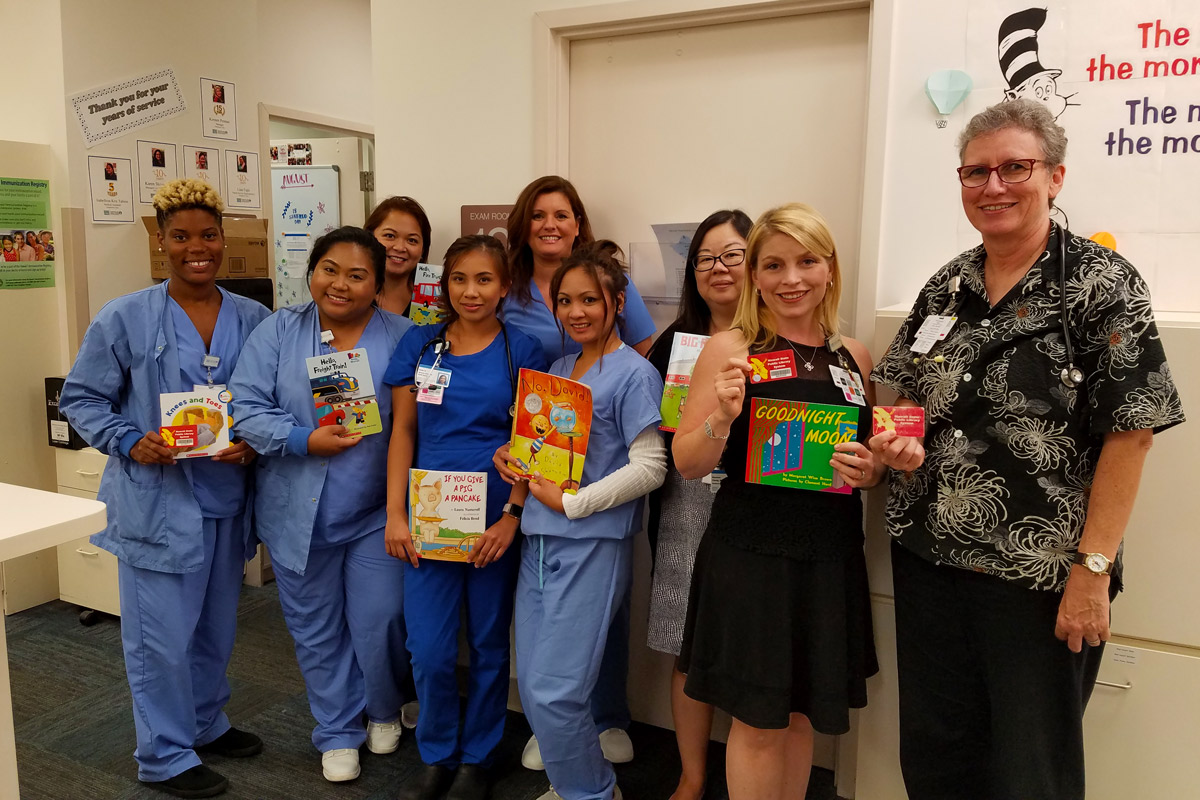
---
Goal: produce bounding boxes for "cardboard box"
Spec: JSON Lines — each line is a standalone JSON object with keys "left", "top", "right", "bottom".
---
{"left": 145, "top": 215, "right": 270, "bottom": 280}
{"left": 46, "top": 377, "right": 88, "bottom": 450}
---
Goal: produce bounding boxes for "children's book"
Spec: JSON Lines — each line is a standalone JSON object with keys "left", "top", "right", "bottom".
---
{"left": 306, "top": 349, "right": 382, "bottom": 436}
{"left": 160, "top": 389, "right": 231, "bottom": 458}
{"left": 659, "top": 331, "right": 709, "bottom": 433}
{"left": 745, "top": 398, "right": 858, "bottom": 493}
{"left": 408, "top": 263, "right": 446, "bottom": 326}
{"left": 409, "top": 469, "right": 487, "bottom": 561}
{"left": 509, "top": 368, "right": 592, "bottom": 493}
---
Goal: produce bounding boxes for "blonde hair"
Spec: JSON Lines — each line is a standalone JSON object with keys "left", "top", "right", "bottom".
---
{"left": 732, "top": 203, "right": 842, "bottom": 351}
{"left": 152, "top": 178, "right": 224, "bottom": 228}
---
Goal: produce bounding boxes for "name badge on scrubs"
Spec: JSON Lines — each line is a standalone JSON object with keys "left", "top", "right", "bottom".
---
{"left": 416, "top": 385, "right": 444, "bottom": 405}
{"left": 194, "top": 384, "right": 227, "bottom": 393}
{"left": 202, "top": 354, "right": 220, "bottom": 369}
{"left": 828, "top": 366, "right": 867, "bottom": 406}
{"left": 700, "top": 467, "right": 726, "bottom": 494}
{"left": 747, "top": 350, "right": 797, "bottom": 383}
{"left": 416, "top": 365, "right": 452, "bottom": 388}
{"left": 910, "top": 315, "right": 957, "bottom": 354}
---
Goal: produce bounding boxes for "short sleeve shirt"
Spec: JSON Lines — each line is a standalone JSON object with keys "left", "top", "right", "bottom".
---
{"left": 501, "top": 280, "right": 657, "bottom": 364}
{"left": 871, "top": 227, "right": 1184, "bottom": 591}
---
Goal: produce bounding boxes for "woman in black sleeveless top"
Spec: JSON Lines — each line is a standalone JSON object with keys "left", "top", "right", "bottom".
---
{"left": 672, "top": 203, "right": 882, "bottom": 799}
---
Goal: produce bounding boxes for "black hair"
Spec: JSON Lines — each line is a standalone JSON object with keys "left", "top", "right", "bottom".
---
{"left": 647, "top": 209, "right": 752, "bottom": 363}
{"left": 306, "top": 226, "right": 387, "bottom": 295}
{"left": 549, "top": 240, "right": 628, "bottom": 362}
{"left": 438, "top": 234, "right": 510, "bottom": 326}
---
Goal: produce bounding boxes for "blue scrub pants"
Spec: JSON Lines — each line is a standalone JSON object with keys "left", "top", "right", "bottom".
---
{"left": 405, "top": 546, "right": 519, "bottom": 767}
{"left": 272, "top": 527, "right": 408, "bottom": 751}
{"left": 515, "top": 535, "right": 632, "bottom": 800}
{"left": 592, "top": 580, "right": 632, "bottom": 733}
{"left": 117, "top": 516, "right": 244, "bottom": 782}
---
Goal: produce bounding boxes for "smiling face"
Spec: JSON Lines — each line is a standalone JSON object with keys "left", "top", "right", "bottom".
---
{"left": 695, "top": 221, "right": 747, "bottom": 311}
{"left": 309, "top": 242, "right": 378, "bottom": 325}
{"left": 556, "top": 266, "right": 620, "bottom": 349}
{"left": 447, "top": 249, "right": 508, "bottom": 324}
{"left": 158, "top": 209, "right": 224, "bottom": 287}
{"left": 961, "top": 127, "right": 1064, "bottom": 242}
{"left": 752, "top": 232, "right": 831, "bottom": 325}
{"left": 373, "top": 210, "right": 424, "bottom": 280}
{"left": 528, "top": 191, "right": 580, "bottom": 264}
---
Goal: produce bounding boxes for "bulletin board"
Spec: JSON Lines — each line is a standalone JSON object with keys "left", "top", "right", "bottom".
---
{"left": 271, "top": 165, "right": 340, "bottom": 308}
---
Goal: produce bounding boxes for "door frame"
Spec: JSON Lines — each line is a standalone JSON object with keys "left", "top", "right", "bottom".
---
{"left": 532, "top": 0, "right": 894, "bottom": 364}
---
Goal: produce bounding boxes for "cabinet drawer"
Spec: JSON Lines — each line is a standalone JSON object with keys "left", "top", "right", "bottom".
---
{"left": 55, "top": 448, "right": 108, "bottom": 494}
{"left": 1084, "top": 641, "right": 1200, "bottom": 798}
{"left": 56, "top": 534, "right": 120, "bottom": 617}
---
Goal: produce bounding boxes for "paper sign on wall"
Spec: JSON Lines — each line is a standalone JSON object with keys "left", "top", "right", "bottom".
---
{"left": 200, "top": 78, "right": 237, "bottom": 141}
{"left": 88, "top": 156, "right": 134, "bottom": 224}
{"left": 224, "top": 150, "right": 261, "bottom": 210}
{"left": 182, "top": 145, "right": 221, "bottom": 192}
{"left": 69, "top": 68, "right": 187, "bottom": 148}
{"left": 0, "top": 176, "right": 55, "bottom": 289}
{"left": 136, "top": 141, "right": 178, "bottom": 204}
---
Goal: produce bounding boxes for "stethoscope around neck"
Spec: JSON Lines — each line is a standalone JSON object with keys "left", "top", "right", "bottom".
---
{"left": 936, "top": 221, "right": 1083, "bottom": 389}
{"left": 411, "top": 321, "right": 517, "bottom": 416}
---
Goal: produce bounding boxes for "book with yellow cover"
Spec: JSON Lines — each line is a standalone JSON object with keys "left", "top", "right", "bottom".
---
{"left": 509, "top": 369, "right": 592, "bottom": 493}
{"left": 160, "top": 389, "right": 230, "bottom": 458}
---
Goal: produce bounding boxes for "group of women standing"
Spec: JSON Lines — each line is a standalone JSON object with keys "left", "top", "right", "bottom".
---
{"left": 60, "top": 98, "right": 1180, "bottom": 800}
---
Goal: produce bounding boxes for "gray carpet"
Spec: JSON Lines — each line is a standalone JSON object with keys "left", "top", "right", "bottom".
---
{"left": 8, "top": 585, "right": 838, "bottom": 799}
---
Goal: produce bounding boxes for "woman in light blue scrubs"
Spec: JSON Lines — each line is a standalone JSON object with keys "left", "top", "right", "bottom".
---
{"left": 497, "top": 241, "right": 667, "bottom": 800}
{"left": 382, "top": 235, "right": 547, "bottom": 800}
{"left": 229, "top": 227, "right": 413, "bottom": 784}
{"left": 61, "top": 179, "right": 270, "bottom": 799}
{"left": 501, "top": 176, "right": 656, "bottom": 770}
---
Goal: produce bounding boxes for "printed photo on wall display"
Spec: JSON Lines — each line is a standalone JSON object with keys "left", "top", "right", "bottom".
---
{"left": 87, "top": 155, "right": 134, "bottom": 224}
{"left": 286, "top": 142, "right": 312, "bottom": 166}
{"left": 223, "top": 150, "right": 261, "bottom": 210}
{"left": 199, "top": 77, "right": 237, "bottom": 141}
{"left": 182, "top": 145, "right": 220, "bottom": 193}
{"left": 136, "top": 140, "right": 178, "bottom": 204}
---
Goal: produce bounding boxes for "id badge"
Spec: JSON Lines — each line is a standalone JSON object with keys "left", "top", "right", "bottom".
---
{"left": 828, "top": 366, "right": 867, "bottom": 406}
{"left": 747, "top": 350, "right": 797, "bottom": 383}
{"left": 416, "top": 385, "right": 444, "bottom": 405}
{"left": 194, "top": 384, "right": 227, "bottom": 393}
{"left": 910, "top": 315, "right": 957, "bottom": 354}
{"left": 202, "top": 354, "right": 221, "bottom": 369}
{"left": 700, "top": 467, "right": 726, "bottom": 494}
{"left": 416, "top": 365, "right": 452, "bottom": 388}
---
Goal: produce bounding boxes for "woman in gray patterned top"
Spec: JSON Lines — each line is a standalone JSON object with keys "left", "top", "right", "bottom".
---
{"left": 870, "top": 99, "right": 1184, "bottom": 800}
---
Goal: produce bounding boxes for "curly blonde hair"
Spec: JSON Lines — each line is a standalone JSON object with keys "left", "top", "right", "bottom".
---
{"left": 152, "top": 178, "right": 224, "bottom": 229}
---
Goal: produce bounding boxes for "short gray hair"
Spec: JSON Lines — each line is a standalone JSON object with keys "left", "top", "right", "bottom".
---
{"left": 957, "top": 100, "right": 1068, "bottom": 168}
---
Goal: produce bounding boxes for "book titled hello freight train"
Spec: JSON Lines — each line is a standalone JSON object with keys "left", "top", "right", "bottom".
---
{"left": 744, "top": 398, "right": 858, "bottom": 493}
{"left": 305, "top": 349, "right": 382, "bottom": 437}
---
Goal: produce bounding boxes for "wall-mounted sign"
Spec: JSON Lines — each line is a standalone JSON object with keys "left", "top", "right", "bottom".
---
{"left": 200, "top": 77, "right": 238, "bottom": 141}
{"left": 69, "top": 68, "right": 186, "bottom": 148}
{"left": 136, "top": 140, "right": 178, "bottom": 204}
{"left": 224, "top": 150, "right": 261, "bottom": 210}
{"left": 88, "top": 156, "right": 134, "bottom": 224}
{"left": 182, "top": 145, "right": 221, "bottom": 192}
{"left": 0, "top": 176, "right": 55, "bottom": 289}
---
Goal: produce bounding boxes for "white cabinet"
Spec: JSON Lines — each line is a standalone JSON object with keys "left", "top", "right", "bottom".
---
{"left": 54, "top": 449, "right": 121, "bottom": 617}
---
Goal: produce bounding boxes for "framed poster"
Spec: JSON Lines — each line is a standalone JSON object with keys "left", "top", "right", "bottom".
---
{"left": 135, "top": 140, "right": 178, "bottom": 204}
{"left": 199, "top": 77, "right": 237, "bottom": 141}
{"left": 224, "top": 150, "right": 261, "bottom": 210}
{"left": 88, "top": 156, "right": 135, "bottom": 223}
{"left": 182, "top": 145, "right": 221, "bottom": 191}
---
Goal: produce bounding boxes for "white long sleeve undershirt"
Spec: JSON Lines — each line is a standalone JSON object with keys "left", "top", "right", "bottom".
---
{"left": 560, "top": 427, "right": 667, "bottom": 520}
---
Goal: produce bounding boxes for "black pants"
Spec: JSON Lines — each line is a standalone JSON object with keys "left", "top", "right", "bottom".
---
{"left": 891, "top": 542, "right": 1109, "bottom": 800}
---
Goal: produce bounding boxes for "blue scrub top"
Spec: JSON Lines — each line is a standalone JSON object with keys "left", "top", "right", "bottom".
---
{"left": 311, "top": 312, "right": 396, "bottom": 548}
{"left": 522, "top": 344, "right": 663, "bottom": 540}
{"left": 383, "top": 323, "right": 547, "bottom": 524}
{"left": 501, "top": 279, "right": 657, "bottom": 364}
{"left": 168, "top": 294, "right": 246, "bottom": 519}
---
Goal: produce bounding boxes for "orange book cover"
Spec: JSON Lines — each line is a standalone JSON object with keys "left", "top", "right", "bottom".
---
{"left": 509, "top": 368, "right": 592, "bottom": 493}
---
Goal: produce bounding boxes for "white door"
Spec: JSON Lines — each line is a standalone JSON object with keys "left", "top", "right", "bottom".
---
{"left": 567, "top": 8, "right": 871, "bottom": 767}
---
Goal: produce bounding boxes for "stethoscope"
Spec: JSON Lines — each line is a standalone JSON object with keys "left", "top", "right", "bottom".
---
{"left": 932, "top": 222, "right": 1083, "bottom": 389}
{"left": 411, "top": 322, "right": 517, "bottom": 416}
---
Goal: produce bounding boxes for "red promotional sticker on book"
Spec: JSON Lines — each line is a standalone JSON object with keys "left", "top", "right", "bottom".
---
{"left": 872, "top": 406, "right": 926, "bottom": 437}
{"left": 160, "top": 425, "right": 199, "bottom": 448}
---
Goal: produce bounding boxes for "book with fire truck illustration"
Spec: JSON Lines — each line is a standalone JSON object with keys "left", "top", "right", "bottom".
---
{"left": 305, "top": 349, "right": 382, "bottom": 436}
{"left": 408, "top": 262, "right": 446, "bottom": 325}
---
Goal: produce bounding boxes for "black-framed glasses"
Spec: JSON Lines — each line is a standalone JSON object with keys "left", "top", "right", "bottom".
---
{"left": 957, "top": 159, "right": 1041, "bottom": 188}
{"left": 693, "top": 248, "right": 746, "bottom": 272}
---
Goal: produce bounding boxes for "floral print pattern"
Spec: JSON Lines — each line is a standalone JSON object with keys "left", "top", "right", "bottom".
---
{"left": 872, "top": 228, "right": 1184, "bottom": 591}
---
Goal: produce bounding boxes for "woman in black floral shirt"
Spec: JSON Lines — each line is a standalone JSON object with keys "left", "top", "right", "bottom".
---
{"left": 871, "top": 99, "right": 1184, "bottom": 800}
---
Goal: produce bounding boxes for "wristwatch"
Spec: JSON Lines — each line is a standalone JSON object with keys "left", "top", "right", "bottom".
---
{"left": 1073, "top": 551, "right": 1113, "bottom": 575}
{"left": 502, "top": 502, "right": 524, "bottom": 520}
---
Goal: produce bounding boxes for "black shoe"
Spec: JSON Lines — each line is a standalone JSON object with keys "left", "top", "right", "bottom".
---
{"left": 141, "top": 764, "right": 229, "bottom": 798}
{"left": 446, "top": 764, "right": 490, "bottom": 800}
{"left": 397, "top": 764, "right": 455, "bottom": 800}
{"left": 195, "top": 727, "right": 264, "bottom": 758}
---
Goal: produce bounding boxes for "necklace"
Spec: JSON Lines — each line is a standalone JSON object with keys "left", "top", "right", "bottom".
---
{"left": 784, "top": 337, "right": 820, "bottom": 372}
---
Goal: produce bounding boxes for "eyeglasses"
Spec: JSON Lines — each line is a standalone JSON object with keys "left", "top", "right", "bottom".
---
{"left": 693, "top": 248, "right": 746, "bottom": 272}
{"left": 956, "top": 159, "right": 1041, "bottom": 188}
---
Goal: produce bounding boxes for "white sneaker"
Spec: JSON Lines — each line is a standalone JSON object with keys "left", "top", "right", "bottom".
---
{"left": 536, "top": 786, "right": 622, "bottom": 800}
{"left": 401, "top": 700, "right": 420, "bottom": 729}
{"left": 599, "top": 727, "right": 634, "bottom": 764}
{"left": 522, "top": 734, "right": 545, "bottom": 770}
{"left": 366, "top": 718, "right": 402, "bottom": 754}
{"left": 321, "top": 748, "right": 360, "bottom": 782}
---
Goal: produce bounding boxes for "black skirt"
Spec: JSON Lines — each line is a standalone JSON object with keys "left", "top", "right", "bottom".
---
{"left": 678, "top": 529, "right": 879, "bottom": 733}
